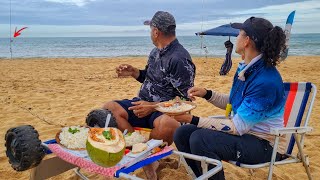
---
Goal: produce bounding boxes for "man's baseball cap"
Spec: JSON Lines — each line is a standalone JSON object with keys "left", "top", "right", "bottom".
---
{"left": 144, "top": 11, "right": 176, "bottom": 33}
{"left": 231, "top": 17, "right": 273, "bottom": 48}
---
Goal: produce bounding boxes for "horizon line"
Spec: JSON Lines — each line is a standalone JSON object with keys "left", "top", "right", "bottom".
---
{"left": 1, "top": 32, "right": 319, "bottom": 39}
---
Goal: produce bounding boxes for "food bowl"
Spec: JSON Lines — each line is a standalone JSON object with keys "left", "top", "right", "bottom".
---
{"left": 55, "top": 126, "right": 89, "bottom": 150}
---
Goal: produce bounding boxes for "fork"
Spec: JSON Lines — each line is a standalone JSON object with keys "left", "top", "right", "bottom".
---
{"left": 175, "top": 87, "right": 191, "bottom": 101}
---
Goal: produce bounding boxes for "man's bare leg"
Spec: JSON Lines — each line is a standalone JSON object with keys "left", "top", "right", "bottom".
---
{"left": 142, "top": 115, "right": 180, "bottom": 179}
{"left": 151, "top": 114, "right": 180, "bottom": 145}
{"left": 102, "top": 101, "right": 134, "bottom": 132}
{"left": 143, "top": 161, "right": 159, "bottom": 180}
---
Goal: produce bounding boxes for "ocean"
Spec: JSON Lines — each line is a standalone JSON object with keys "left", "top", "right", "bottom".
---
{"left": 0, "top": 34, "right": 319, "bottom": 58}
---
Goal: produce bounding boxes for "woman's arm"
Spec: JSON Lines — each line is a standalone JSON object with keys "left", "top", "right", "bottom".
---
{"left": 174, "top": 114, "right": 239, "bottom": 135}
{"left": 188, "top": 87, "right": 229, "bottom": 110}
{"left": 205, "top": 90, "right": 230, "bottom": 110}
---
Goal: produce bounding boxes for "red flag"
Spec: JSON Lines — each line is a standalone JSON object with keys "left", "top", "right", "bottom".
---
{"left": 13, "top": 27, "right": 28, "bottom": 38}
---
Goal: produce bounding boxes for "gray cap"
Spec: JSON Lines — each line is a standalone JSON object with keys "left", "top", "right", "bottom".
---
{"left": 144, "top": 11, "right": 176, "bottom": 33}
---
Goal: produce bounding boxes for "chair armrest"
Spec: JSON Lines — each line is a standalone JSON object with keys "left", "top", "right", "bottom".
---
{"left": 208, "top": 115, "right": 230, "bottom": 119}
{"left": 270, "top": 127, "right": 313, "bottom": 136}
{"left": 208, "top": 115, "right": 224, "bottom": 118}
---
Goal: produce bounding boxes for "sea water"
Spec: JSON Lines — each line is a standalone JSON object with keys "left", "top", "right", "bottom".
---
{"left": 0, "top": 34, "right": 319, "bottom": 58}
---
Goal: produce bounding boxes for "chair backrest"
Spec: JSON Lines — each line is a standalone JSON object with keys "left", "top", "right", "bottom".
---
{"left": 283, "top": 82, "right": 314, "bottom": 154}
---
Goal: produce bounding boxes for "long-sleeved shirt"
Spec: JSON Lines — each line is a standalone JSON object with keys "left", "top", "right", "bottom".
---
{"left": 137, "top": 39, "right": 196, "bottom": 102}
{"left": 195, "top": 56, "right": 287, "bottom": 153}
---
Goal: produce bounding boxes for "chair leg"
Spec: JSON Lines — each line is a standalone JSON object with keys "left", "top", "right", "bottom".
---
{"left": 74, "top": 168, "right": 89, "bottom": 180}
{"left": 267, "top": 136, "right": 280, "bottom": 180}
{"left": 30, "top": 156, "right": 76, "bottom": 180}
{"left": 178, "top": 154, "right": 197, "bottom": 179}
{"left": 293, "top": 134, "right": 313, "bottom": 180}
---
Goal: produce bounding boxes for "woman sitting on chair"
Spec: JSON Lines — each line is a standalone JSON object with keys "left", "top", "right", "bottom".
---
{"left": 173, "top": 17, "right": 287, "bottom": 180}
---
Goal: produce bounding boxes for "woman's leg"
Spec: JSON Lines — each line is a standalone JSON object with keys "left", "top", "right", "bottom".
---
{"left": 189, "top": 130, "right": 233, "bottom": 180}
{"left": 173, "top": 124, "right": 202, "bottom": 176}
{"left": 189, "top": 129, "right": 281, "bottom": 179}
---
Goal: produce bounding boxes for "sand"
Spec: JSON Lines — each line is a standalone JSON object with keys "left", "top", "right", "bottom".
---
{"left": 0, "top": 56, "right": 319, "bottom": 179}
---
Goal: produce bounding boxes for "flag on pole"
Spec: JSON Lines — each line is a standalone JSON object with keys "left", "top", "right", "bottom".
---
{"left": 280, "top": 11, "right": 295, "bottom": 60}
{"left": 13, "top": 27, "right": 28, "bottom": 38}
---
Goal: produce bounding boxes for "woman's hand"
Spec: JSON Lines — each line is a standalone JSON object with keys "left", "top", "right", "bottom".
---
{"left": 188, "top": 87, "right": 207, "bottom": 101}
{"left": 172, "top": 114, "right": 193, "bottom": 123}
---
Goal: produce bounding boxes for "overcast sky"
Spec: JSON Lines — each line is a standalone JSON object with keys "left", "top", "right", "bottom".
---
{"left": 0, "top": 0, "right": 319, "bottom": 37}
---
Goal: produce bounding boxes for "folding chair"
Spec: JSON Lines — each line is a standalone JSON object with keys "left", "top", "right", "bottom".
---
{"left": 226, "top": 82, "right": 316, "bottom": 180}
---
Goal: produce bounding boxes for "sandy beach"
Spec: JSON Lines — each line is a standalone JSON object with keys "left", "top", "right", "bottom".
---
{"left": 0, "top": 56, "right": 319, "bottom": 179}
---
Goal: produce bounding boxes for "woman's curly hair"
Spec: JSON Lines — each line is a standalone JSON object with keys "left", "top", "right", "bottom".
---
{"left": 260, "top": 26, "right": 286, "bottom": 66}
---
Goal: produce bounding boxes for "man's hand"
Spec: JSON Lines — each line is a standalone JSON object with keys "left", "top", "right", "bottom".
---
{"left": 187, "top": 87, "right": 207, "bottom": 101}
{"left": 116, "top": 64, "right": 139, "bottom": 78}
{"left": 128, "top": 101, "right": 156, "bottom": 118}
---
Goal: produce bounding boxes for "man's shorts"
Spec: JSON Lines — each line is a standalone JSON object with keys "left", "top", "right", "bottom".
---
{"left": 114, "top": 97, "right": 163, "bottom": 128}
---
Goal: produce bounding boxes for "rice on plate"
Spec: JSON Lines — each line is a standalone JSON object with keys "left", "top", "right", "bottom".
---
{"left": 156, "top": 101, "right": 196, "bottom": 116}
{"left": 124, "top": 132, "right": 147, "bottom": 147}
{"left": 58, "top": 125, "right": 89, "bottom": 149}
{"left": 157, "top": 102, "right": 194, "bottom": 113}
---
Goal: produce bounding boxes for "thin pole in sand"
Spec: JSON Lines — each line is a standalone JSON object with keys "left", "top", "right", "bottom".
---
{"left": 9, "top": 0, "right": 13, "bottom": 59}
{"left": 199, "top": 0, "right": 208, "bottom": 60}
{"left": 199, "top": 0, "right": 204, "bottom": 50}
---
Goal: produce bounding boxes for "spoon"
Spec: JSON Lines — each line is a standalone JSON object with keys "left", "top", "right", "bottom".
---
{"left": 104, "top": 114, "right": 111, "bottom": 128}
{"left": 123, "top": 129, "right": 128, "bottom": 136}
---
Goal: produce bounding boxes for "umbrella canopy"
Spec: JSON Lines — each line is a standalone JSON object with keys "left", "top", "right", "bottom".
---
{"left": 195, "top": 24, "right": 238, "bottom": 76}
{"left": 195, "top": 24, "right": 239, "bottom": 37}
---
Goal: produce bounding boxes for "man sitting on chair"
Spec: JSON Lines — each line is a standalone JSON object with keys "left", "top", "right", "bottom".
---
{"left": 103, "top": 11, "right": 195, "bottom": 145}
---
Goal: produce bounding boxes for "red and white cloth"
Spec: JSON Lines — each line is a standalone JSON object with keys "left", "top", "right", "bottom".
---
{"left": 48, "top": 144, "right": 173, "bottom": 177}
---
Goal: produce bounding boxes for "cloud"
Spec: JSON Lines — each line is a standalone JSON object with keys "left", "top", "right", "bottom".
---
{"left": 178, "top": 0, "right": 320, "bottom": 34}
{"left": 229, "top": 0, "right": 320, "bottom": 33}
{"left": 0, "top": 0, "right": 295, "bottom": 26}
{"left": 45, "top": 0, "right": 97, "bottom": 7}
{"left": 0, "top": 0, "right": 318, "bottom": 37}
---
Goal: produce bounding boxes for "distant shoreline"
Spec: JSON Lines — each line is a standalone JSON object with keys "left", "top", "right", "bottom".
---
{"left": 1, "top": 33, "right": 320, "bottom": 39}
{"left": 1, "top": 55, "right": 320, "bottom": 61}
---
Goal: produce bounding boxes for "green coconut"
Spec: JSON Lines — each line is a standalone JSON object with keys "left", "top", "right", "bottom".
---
{"left": 86, "top": 127, "right": 125, "bottom": 167}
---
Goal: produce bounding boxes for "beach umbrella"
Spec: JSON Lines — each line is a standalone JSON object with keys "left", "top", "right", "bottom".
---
{"left": 195, "top": 24, "right": 239, "bottom": 37}
{"left": 195, "top": 24, "right": 239, "bottom": 75}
